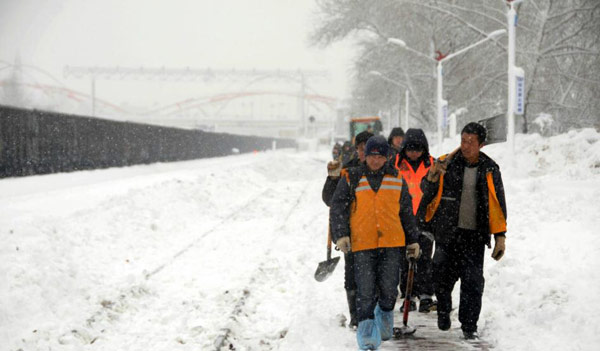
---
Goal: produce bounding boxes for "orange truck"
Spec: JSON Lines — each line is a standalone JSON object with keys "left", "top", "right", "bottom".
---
{"left": 349, "top": 116, "right": 383, "bottom": 143}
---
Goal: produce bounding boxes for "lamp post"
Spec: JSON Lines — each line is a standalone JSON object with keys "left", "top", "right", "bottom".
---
{"left": 368, "top": 71, "right": 410, "bottom": 131}
{"left": 507, "top": 0, "right": 525, "bottom": 160}
{"left": 388, "top": 29, "right": 506, "bottom": 154}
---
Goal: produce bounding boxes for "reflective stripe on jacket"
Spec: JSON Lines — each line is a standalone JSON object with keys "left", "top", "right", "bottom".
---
{"left": 486, "top": 172, "right": 507, "bottom": 233}
{"left": 398, "top": 156, "right": 434, "bottom": 215}
{"left": 350, "top": 174, "right": 406, "bottom": 252}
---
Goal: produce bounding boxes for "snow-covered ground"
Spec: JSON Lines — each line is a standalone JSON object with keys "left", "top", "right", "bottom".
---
{"left": 1, "top": 129, "right": 600, "bottom": 351}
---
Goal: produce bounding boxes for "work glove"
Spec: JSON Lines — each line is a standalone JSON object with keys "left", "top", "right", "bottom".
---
{"left": 426, "top": 159, "right": 448, "bottom": 182}
{"left": 492, "top": 235, "right": 505, "bottom": 261}
{"left": 406, "top": 243, "right": 420, "bottom": 259}
{"left": 426, "top": 147, "right": 459, "bottom": 182}
{"left": 336, "top": 236, "right": 351, "bottom": 254}
{"left": 327, "top": 160, "right": 342, "bottom": 177}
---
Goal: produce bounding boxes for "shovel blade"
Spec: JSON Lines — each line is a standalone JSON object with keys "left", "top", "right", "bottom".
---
{"left": 393, "top": 325, "right": 417, "bottom": 338}
{"left": 314, "top": 256, "right": 340, "bottom": 282}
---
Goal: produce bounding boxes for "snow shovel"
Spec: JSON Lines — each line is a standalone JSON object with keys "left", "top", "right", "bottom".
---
{"left": 394, "top": 257, "right": 417, "bottom": 336}
{"left": 314, "top": 228, "right": 340, "bottom": 282}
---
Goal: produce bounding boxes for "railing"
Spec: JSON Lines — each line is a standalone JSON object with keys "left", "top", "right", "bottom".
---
{"left": 0, "top": 105, "right": 296, "bottom": 178}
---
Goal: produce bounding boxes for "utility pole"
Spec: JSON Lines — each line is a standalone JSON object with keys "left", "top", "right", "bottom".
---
{"left": 389, "top": 30, "right": 505, "bottom": 154}
{"left": 507, "top": 0, "right": 526, "bottom": 159}
{"left": 368, "top": 71, "right": 410, "bottom": 130}
{"left": 91, "top": 76, "right": 96, "bottom": 117}
{"left": 300, "top": 72, "right": 306, "bottom": 137}
{"left": 436, "top": 62, "right": 444, "bottom": 153}
{"left": 404, "top": 89, "right": 409, "bottom": 131}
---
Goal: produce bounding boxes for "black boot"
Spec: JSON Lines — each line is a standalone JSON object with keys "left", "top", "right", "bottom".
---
{"left": 419, "top": 298, "right": 437, "bottom": 313}
{"left": 346, "top": 290, "right": 358, "bottom": 328}
{"left": 463, "top": 331, "right": 480, "bottom": 340}
{"left": 437, "top": 312, "right": 451, "bottom": 331}
{"left": 399, "top": 299, "right": 416, "bottom": 312}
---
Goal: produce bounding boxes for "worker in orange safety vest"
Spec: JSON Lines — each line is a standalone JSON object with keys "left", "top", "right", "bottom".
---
{"left": 395, "top": 128, "right": 438, "bottom": 314}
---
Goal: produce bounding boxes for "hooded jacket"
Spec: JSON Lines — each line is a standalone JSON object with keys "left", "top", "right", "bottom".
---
{"left": 393, "top": 128, "right": 433, "bottom": 170}
{"left": 387, "top": 127, "right": 405, "bottom": 164}
{"left": 395, "top": 129, "right": 434, "bottom": 218}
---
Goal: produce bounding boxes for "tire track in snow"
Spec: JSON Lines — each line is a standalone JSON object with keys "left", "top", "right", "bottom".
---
{"left": 12, "top": 152, "right": 326, "bottom": 350}
{"left": 212, "top": 179, "right": 315, "bottom": 351}
{"left": 54, "top": 175, "right": 314, "bottom": 350}
{"left": 18, "top": 188, "right": 273, "bottom": 349}
{"left": 143, "top": 188, "right": 271, "bottom": 279}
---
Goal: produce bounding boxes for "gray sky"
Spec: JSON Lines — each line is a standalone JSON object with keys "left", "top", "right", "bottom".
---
{"left": 0, "top": 0, "right": 354, "bottom": 107}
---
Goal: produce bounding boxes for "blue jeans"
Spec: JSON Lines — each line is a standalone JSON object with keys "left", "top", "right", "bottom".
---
{"left": 354, "top": 247, "right": 403, "bottom": 322}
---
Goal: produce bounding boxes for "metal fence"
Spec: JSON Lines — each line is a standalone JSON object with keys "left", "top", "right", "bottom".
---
{"left": 0, "top": 105, "right": 296, "bottom": 178}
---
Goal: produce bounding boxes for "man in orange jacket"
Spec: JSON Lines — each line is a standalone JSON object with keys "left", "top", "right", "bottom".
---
{"left": 330, "top": 135, "right": 420, "bottom": 350}
{"left": 420, "top": 122, "right": 507, "bottom": 340}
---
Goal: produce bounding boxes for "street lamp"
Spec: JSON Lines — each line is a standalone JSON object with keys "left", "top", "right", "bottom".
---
{"left": 507, "top": 0, "right": 526, "bottom": 160}
{"left": 368, "top": 71, "right": 410, "bottom": 131}
{"left": 388, "top": 29, "right": 506, "bottom": 154}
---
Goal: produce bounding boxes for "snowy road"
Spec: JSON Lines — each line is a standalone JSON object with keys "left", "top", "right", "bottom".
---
{"left": 2, "top": 130, "right": 600, "bottom": 351}
{"left": 1, "top": 151, "right": 344, "bottom": 350}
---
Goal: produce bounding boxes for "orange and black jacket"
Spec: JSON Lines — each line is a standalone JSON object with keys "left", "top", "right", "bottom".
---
{"left": 420, "top": 151, "right": 507, "bottom": 245}
{"left": 329, "top": 163, "right": 419, "bottom": 252}
{"left": 393, "top": 128, "right": 434, "bottom": 227}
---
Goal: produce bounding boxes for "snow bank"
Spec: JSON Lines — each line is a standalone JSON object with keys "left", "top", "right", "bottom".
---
{"left": 477, "top": 129, "right": 600, "bottom": 350}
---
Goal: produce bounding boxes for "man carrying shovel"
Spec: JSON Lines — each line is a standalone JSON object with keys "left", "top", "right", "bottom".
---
{"left": 330, "top": 135, "right": 420, "bottom": 350}
{"left": 318, "top": 131, "right": 373, "bottom": 329}
{"left": 420, "top": 122, "right": 507, "bottom": 340}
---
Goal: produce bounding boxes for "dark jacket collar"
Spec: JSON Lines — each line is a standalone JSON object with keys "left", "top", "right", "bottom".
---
{"left": 452, "top": 150, "right": 498, "bottom": 171}
{"left": 360, "top": 162, "right": 398, "bottom": 177}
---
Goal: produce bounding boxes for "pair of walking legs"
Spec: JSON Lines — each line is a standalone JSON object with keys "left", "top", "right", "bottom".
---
{"left": 343, "top": 251, "right": 358, "bottom": 328}
{"left": 433, "top": 230, "right": 485, "bottom": 334}
{"left": 353, "top": 247, "right": 404, "bottom": 350}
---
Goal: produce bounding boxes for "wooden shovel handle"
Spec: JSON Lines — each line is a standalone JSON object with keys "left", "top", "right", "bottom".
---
{"left": 403, "top": 258, "right": 417, "bottom": 326}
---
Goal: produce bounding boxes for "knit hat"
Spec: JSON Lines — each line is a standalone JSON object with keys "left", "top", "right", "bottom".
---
{"left": 355, "top": 131, "right": 374, "bottom": 146}
{"left": 365, "top": 135, "right": 389, "bottom": 156}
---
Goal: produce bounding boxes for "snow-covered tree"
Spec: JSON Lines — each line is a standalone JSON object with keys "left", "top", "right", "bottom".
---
{"left": 311, "top": 0, "right": 600, "bottom": 133}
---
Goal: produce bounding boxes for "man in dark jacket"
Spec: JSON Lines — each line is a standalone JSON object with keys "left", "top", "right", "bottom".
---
{"left": 420, "top": 122, "right": 507, "bottom": 340}
{"left": 340, "top": 141, "right": 355, "bottom": 166}
{"left": 387, "top": 127, "right": 405, "bottom": 168}
{"left": 330, "top": 135, "right": 420, "bottom": 350}
{"left": 395, "top": 128, "right": 437, "bottom": 313}
{"left": 322, "top": 131, "right": 373, "bottom": 206}
{"left": 321, "top": 130, "right": 373, "bottom": 329}
{"left": 331, "top": 142, "right": 342, "bottom": 160}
